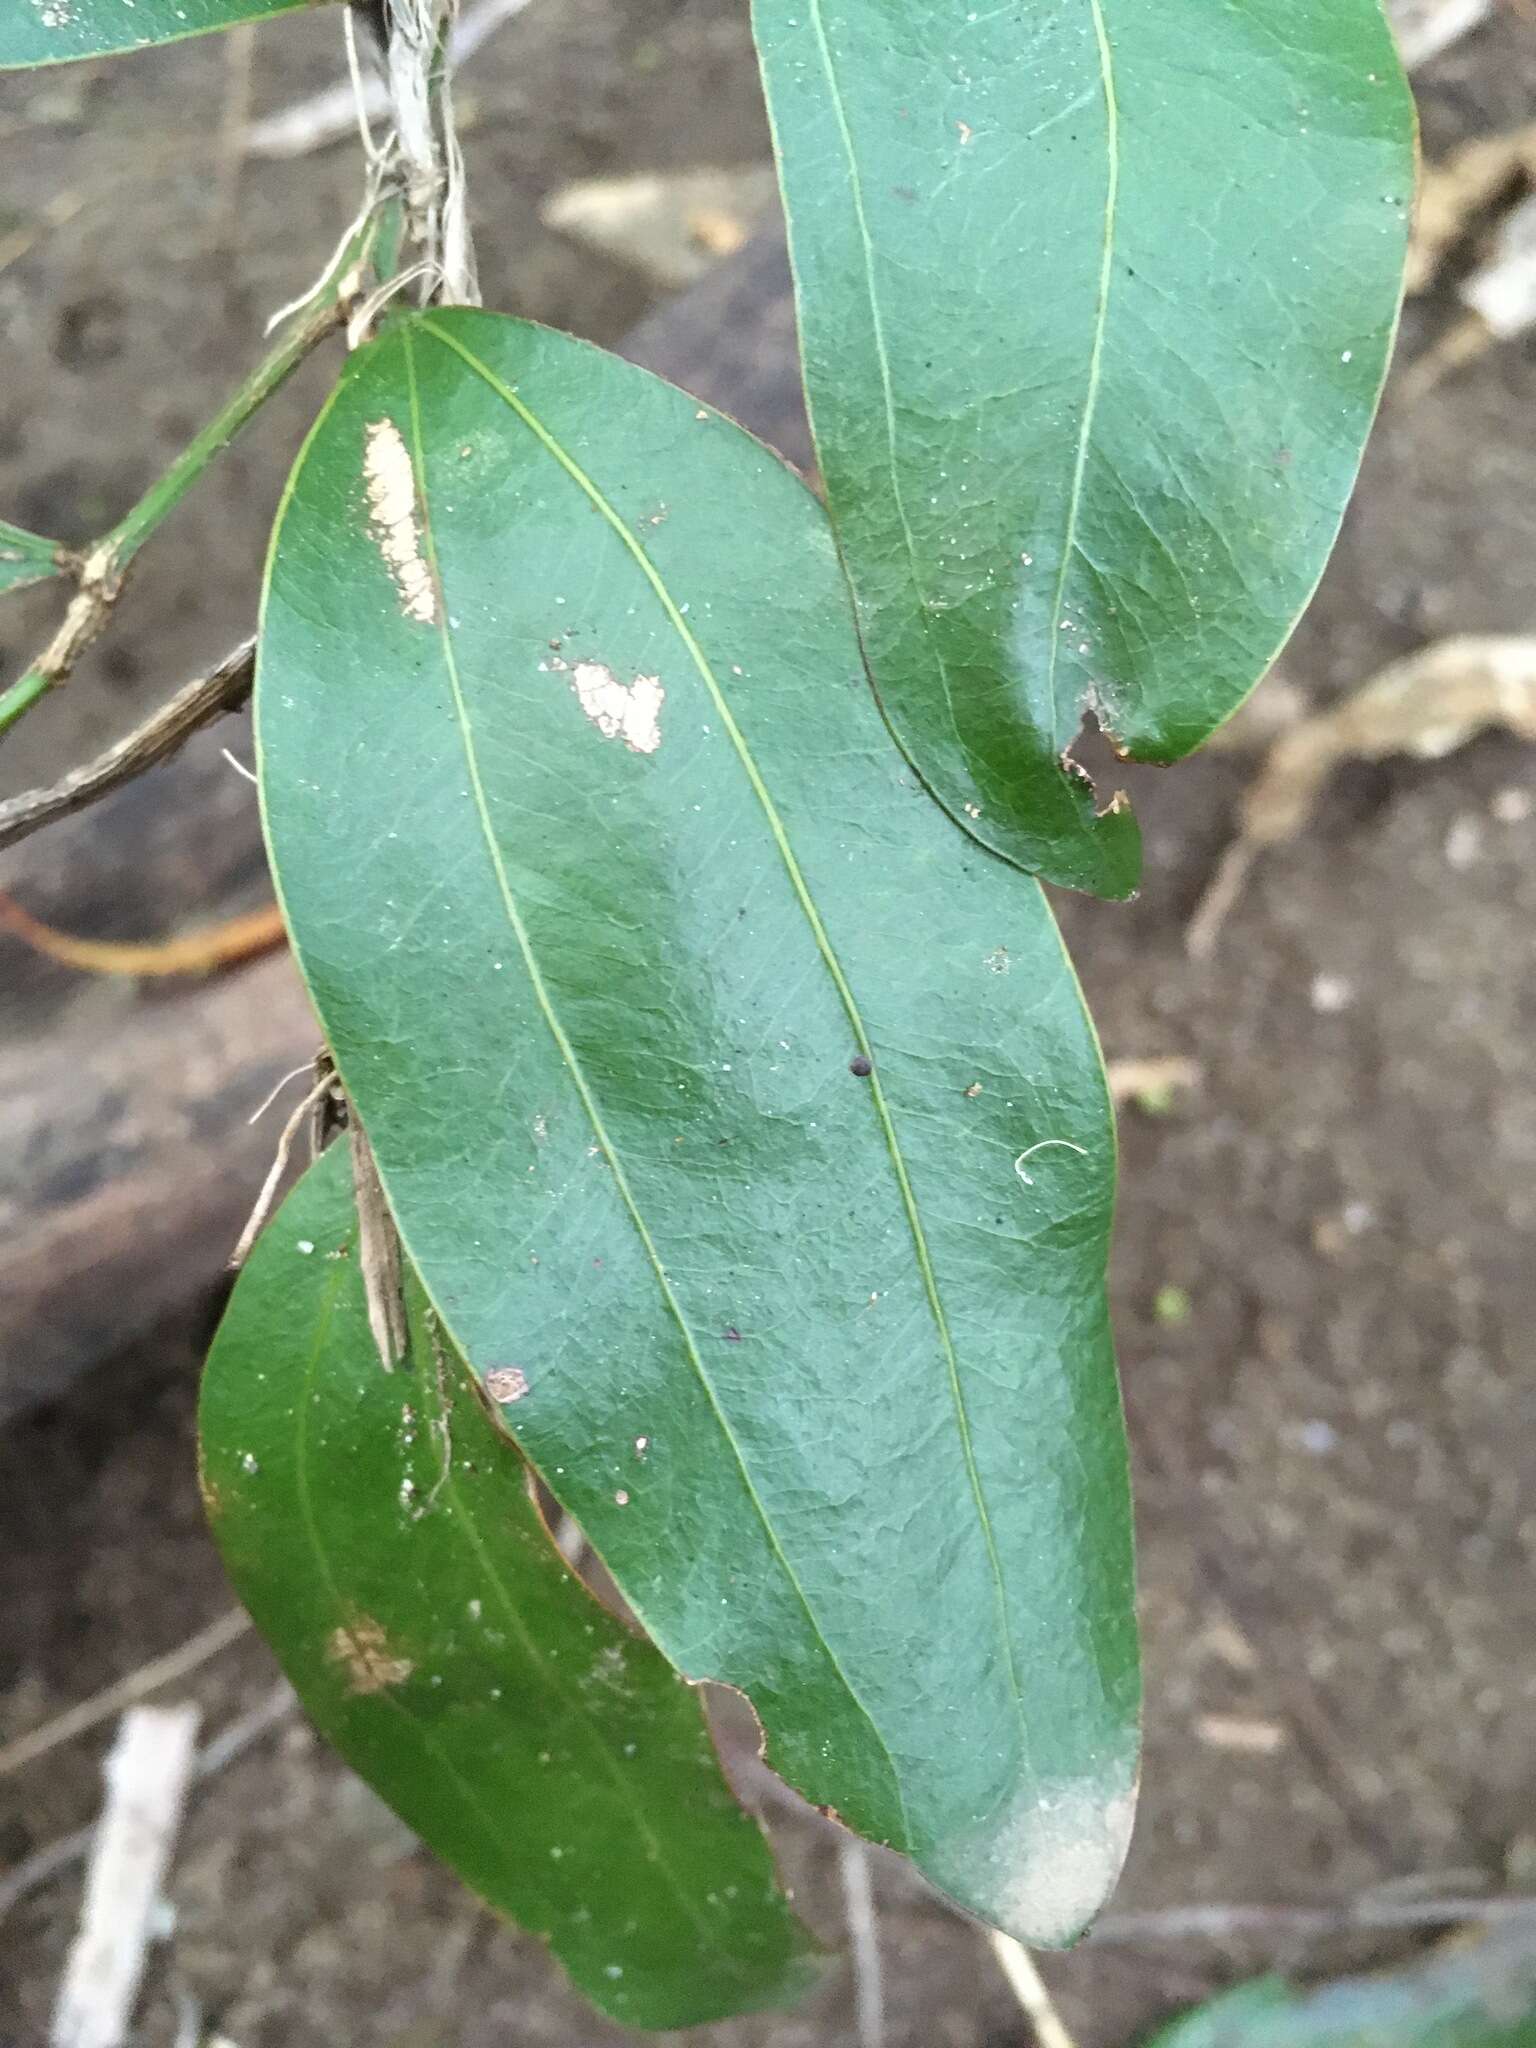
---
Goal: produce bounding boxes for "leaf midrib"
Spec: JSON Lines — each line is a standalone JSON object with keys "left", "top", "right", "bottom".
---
{"left": 400, "top": 326, "right": 912, "bottom": 1847}
{"left": 414, "top": 315, "right": 1033, "bottom": 1790}
{"left": 287, "top": 1221, "right": 740, "bottom": 1966}
{"left": 1042, "top": 0, "right": 1122, "bottom": 742}
{"left": 288, "top": 1247, "right": 519, "bottom": 1882}
{"left": 429, "top": 1353, "right": 748, "bottom": 1964}
{"left": 794, "top": 0, "right": 1123, "bottom": 820}
{"left": 797, "top": 0, "right": 969, "bottom": 767}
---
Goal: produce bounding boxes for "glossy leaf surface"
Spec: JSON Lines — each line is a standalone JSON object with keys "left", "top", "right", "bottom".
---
{"left": 0, "top": 0, "right": 317, "bottom": 70}
{"left": 755, "top": 0, "right": 1415, "bottom": 894}
{"left": 257, "top": 310, "right": 1138, "bottom": 1943}
{"left": 0, "top": 519, "right": 64, "bottom": 599}
{"left": 200, "top": 1145, "right": 818, "bottom": 2031}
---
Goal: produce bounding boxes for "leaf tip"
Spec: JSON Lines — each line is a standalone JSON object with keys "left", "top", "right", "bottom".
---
{"left": 937, "top": 1767, "right": 1138, "bottom": 1950}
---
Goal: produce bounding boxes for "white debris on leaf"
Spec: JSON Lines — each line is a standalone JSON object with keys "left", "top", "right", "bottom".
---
{"left": 362, "top": 419, "right": 437, "bottom": 625}
{"left": 568, "top": 661, "right": 665, "bottom": 755}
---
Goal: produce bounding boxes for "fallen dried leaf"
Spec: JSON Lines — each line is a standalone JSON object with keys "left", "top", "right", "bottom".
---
{"left": 539, "top": 167, "right": 778, "bottom": 289}
{"left": 1407, "top": 121, "right": 1536, "bottom": 294}
{"left": 1189, "top": 636, "right": 1536, "bottom": 958}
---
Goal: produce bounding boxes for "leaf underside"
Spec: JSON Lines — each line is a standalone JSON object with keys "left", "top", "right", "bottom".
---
{"left": 754, "top": 0, "right": 1416, "bottom": 896}
{"left": 200, "top": 1146, "right": 819, "bottom": 2031}
{"left": 257, "top": 309, "right": 1139, "bottom": 1944}
{"left": 0, "top": 0, "right": 318, "bottom": 70}
{"left": 0, "top": 519, "right": 65, "bottom": 599}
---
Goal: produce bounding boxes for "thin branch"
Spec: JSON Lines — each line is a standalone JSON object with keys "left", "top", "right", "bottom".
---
{"left": 839, "top": 1838, "right": 885, "bottom": 2048}
{"left": 0, "top": 1609, "right": 252, "bottom": 1781}
{"left": 212, "top": 25, "right": 258, "bottom": 251}
{"left": 0, "top": 1682, "right": 296, "bottom": 1927}
{"left": 0, "top": 202, "right": 384, "bottom": 742}
{"left": 192, "top": 1679, "right": 297, "bottom": 1777}
{"left": 672, "top": 1748, "right": 1536, "bottom": 1960}
{"left": 987, "top": 1935, "right": 1080, "bottom": 2048}
{"left": 0, "top": 895, "right": 285, "bottom": 978}
{"left": 0, "top": 641, "right": 254, "bottom": 854}
{"left": 246, "top": 0, "right": 536, "bottom": 161}
{"left": 1087, "top": 1893, "right": 1536, "bottom": 1944}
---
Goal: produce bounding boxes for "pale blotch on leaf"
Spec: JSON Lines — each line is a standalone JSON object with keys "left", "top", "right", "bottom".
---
{"left": 935, "top": 1771, "right": 1137, "bottom": 1948}
{"left": 326, "top": 1614, "right": 415, "bottom": 1695}
{"left": 568, "top": 661, "right": 665, "bottom": 755}
{"left": 362, "top": 418, "right": 438, "bottom": 626}
{"left": 485, "top": 1366, "right": 529, "bottom": 1404}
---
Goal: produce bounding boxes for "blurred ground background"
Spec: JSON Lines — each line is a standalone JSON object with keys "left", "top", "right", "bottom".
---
{"left": 2, "top": 2, "right": 1535, "bottom": 2043}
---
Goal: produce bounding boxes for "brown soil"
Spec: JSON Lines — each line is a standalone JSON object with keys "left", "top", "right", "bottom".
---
{"left": 2, "top": 7, "right": 1535, "bottom": 2045}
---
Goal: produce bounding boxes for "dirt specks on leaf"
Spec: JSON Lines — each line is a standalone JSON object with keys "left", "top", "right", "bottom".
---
{"left": 326, "top": 1615, "right": 415, "bottom": 1695}
{"left": 568, "top": 661, "right": 664, "bottom": 754}
{"left": 362, "top": 419, "right": 437, "bottom": 626}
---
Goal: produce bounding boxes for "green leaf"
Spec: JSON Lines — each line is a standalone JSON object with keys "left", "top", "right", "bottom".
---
{"left": 754, "top": 0, "right": 1415, "bottom": 895}
{"left": 0, "top": 0, "right": 320, "bottom": 71}
{"left": 0, "top": 519, "right": 65, "bottom": 599}
{"left": 200, "top": 1145, "right": 819, "bottom": 2031}
{"left": 1144, "top": 1932, "right": 1536, "bottom": 2048}
{"left": 256, "top": 309, "right": 1139, "bottom": 1945}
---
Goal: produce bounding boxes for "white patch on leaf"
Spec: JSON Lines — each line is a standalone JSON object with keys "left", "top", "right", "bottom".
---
{"left": 939, "top": 1771, "right": 1137, "bottom": 1948}
{"left": 362, "top": 418, "right": 437, "bottom": 625}
{"left": 568, "top": 661, "right": 665, "bottom": 755}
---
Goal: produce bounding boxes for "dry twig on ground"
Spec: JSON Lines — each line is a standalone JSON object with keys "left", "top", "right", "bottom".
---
{"left": 0, "top": 1610, "right": 250, "bottom": 1781}
{"left": 987, "top": 1935, "right": 1080, "bottom": 2048}
{"left": 50, "top": 1704, "right": 201, "bottom": 2048}
{"left": 0, "top": 1683, "right": 296, "bottom": 1928}
{"left": 838, "top": 1838, "right": 885, "bottom": 2048}
{"left": 1089, "top": 1892, "right": 1536, "bottom": 1943}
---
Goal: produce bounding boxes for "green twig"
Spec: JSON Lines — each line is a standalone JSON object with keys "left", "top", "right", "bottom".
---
{"left": 0, "top": 214, "right": 386, "bottom": 743}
